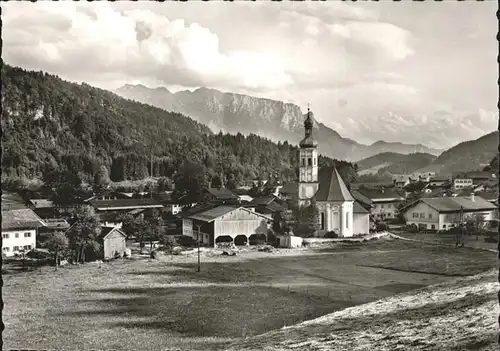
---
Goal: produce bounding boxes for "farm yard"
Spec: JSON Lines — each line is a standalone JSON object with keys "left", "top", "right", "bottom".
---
{"left": 2, "top": 236, "right": 498, "bottom": 351}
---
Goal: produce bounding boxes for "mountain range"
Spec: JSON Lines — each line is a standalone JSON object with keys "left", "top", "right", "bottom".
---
{"left": 115, "top": 84, "right": 443, "bottom": 162}
{"left": 417, "top": 130, "right": 499, "bottom": 175}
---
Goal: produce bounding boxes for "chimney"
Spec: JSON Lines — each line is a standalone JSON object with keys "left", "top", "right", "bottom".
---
{"left": 470, "top": 193, "right": 475, "bottom": 202}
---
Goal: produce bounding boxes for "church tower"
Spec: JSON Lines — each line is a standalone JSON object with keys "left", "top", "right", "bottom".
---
{"left": 298, "top": 107, "right": 319, "bottom": 206}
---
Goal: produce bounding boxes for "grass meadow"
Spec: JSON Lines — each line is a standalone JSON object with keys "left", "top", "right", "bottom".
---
{"left": 2, "top": 237, "right": 497, "bottom": 351}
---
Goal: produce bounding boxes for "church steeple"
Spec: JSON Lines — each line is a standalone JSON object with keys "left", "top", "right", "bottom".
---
{"left": 299, "top": 107, "right": 318, "bottom": 148}
{"left": 298, "top": 105, "right": 319, "bottom": 205}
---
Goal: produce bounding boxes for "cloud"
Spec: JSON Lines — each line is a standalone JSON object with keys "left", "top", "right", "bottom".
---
{"left": 2, "top": 1, "right": 496, "bottom": 150}
{"left": 2, "top": 2, "right": 293, "bottom": 91}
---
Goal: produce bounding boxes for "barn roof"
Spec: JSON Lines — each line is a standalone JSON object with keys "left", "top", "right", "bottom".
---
{"left": 316, "top": 167, "right": 354, "bottom": 202}
{"left": 188, "top": 206, "right": 272, "bottom": 223}
{"left": 403, "top": 196, "right": 497, "bottom": 213}
{"left": 206, "top": 188, "right": 239, "bottom": 200}
{"left": 2, "top": 209, "right": 46, "bottom": 230}
{"left": 29, "top": 199, "right": 55, "bottom": 209}
{"left": 89, "top": 198, "right": 163, "bottom": 210}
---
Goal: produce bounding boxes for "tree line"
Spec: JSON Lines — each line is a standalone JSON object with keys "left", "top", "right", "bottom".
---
{"left": 1, "top": 64, "right": 357, "bottom": 189}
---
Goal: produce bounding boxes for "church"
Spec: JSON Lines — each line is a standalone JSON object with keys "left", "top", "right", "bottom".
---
{"left": 296, "top": 108, "right": 361, "bottom": 238}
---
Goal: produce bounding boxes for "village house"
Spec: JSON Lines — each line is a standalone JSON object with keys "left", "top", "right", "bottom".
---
{"left": 2, "top": 209, "right": 45, "bottom": 257}
{"left": 393, "top": 176, "right": 410, "bottom": 190}
{"left": 28, "top": 199, "right": 58, "bottom": 219}
{"left": 204, "top": 187, "right": 240, "bottom": 205}
{"left": 401, "top": 194, "right": 498, "bottom": 231}
{"left": 89, "top": 198, "right": 163, "bottom": 214}
{"left": 244, "top": 196, "right": 286, "bottom": 217}
{"left": 452, "top": 172, "right": 473, "bottom": 190}
{"left": 356, "top": 187, "right": 405, "bottom": 221}
{"left": 429, "top": 176, "right": 450, "bottom": 188}
{"left": 84, "top": 189, "right": 131, "bottom": 202}
{"left": 182, "top": 205, "right": 272, "bottom": 247}
{"left": 466, "top": 171, "right": 495, "bottom": 185}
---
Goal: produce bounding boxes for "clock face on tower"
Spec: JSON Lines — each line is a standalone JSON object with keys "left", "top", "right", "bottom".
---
{"left": 305, "top": 186, "right": 315, "bottom": 198}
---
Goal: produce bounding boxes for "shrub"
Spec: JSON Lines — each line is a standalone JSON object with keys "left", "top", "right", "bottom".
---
{"left": 324, "top": 231, "right": 338, "bottom": 238}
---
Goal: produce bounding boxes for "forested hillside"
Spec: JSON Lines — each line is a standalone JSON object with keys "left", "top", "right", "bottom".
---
{"left": 417, "top": 131, "right": 499, "bottom": 175}
{"left": 357, "top": 152, "right": 437, "bottom": 176}
{"left": 1, "top": 64, "right": 356, "bottom": 187}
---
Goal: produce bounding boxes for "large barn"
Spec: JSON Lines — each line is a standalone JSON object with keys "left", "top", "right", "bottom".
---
{"left": 182, "top": 206, "right": 272, "bottom": 247}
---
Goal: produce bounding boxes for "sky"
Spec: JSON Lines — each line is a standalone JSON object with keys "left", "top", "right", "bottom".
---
{"left": 2, "top": 1, "right": 498, "bottom": 149}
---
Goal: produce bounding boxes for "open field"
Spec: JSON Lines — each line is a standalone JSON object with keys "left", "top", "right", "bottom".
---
{"left": 397, "top": 232, "right": 498, "bottom": 251}
{"left": 3, "top": 237, "right": 498, "bottom": 350}
{"left": 228, "top": 270, "right": 499, "bottom": 351}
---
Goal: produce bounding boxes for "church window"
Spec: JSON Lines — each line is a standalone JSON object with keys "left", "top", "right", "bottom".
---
{"left": 345, "top": 212, "right": 349, "bottom": 229}
{"left": 320, "top": 212, "right": 325, "bottom": 230}
{"left": 302, "top": 158, "right": 305, "bottom": 167}
{"left": 308, "top": 158, "right": 312, "bottom": 166}
{"left": 313, "top": 158, "right": 316, "bottom": 166}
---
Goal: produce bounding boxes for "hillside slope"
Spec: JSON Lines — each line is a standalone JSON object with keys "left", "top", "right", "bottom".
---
{"left": 418, "top": 131, "right": 499, "bottom": 175}
{"left": 1, "top": 64, "right": 356, "bottom": 185}
{"left": 116, "top": 84, "right": 442, "bottom": 162}
{"left": 357, "top": 152, "right": 437, "bottom": 176}
{"left": 227, "top": 269, "right": 498, "bottom": 351}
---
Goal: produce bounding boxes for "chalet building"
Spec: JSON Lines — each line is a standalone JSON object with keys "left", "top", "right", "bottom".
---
{"left": 244, "top": 196, "right": 286, "bottom": 217}
{"left": 89, "top": 198, "right": 163, "bottom": 213}
{"left": 466, "top": 171, "right": 495, "bottom": 185}
{"left": 38, "top": 218, "right": 71, "bottom": 236}
{"left": 429, "top": 176, "right": 450, "bottom": 187}
{"left": 2, "top": 209, "right": 45, "bottom": 256}
{"left": 182, "top": 206, "right": 272, "bottom": 247}
{"left": 356, "top": 187, "right": 404, "bottom": 221}
{"left": 28, "top": 199, "right": 57, "bottom": 218}
{"left": 452, "top": 172, "right": 473, "bottom": 190}
{"left": 353, "top": 201, "right": 370, "bottom": 235}
{"left": 393, "top": 176, "right": 410, "bottom": 190}
{"left": 401, "top": 195, "right": 498, "bottom": 231}
{"left": 84, "top": 190, "right": 131, "bottom": 203}
{"left": 204, "top": 188, "right": 240, "bottom": 204}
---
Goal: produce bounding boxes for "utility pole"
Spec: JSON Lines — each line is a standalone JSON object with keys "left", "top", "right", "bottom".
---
{"left": 196, "top": 224, "right": 201, "bottom": 272}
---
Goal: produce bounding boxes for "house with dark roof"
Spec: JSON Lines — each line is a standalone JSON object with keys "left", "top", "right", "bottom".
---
{"left": 429, "top": 176, "right": 451, "bottom": 187}
{"left": 2, "top": 209, "right": 45, "bottom": 256}
{"left": 356, "top": 187, "right": 404, "bottom": 221}
{"left": 28, "top": 199, "right": 57, "bottom": 218}
{"left": 401, "top": 195, "right": 498, "bottom": 231}
{"left": 182, "top": 205, "right": 272, "bottom": 247}
{"left": 88, "top": 198, "right": 164, "bottom": 212}
{"left": 244, "top": 196, "right": 286, "bottom": 217}
{"left": 204, "top": 188, "right": 240, "bottom": 204}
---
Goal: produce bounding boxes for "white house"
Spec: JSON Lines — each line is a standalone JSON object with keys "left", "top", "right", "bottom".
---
{"left": 2, "top": 209, "right": 45, "bottom": 257}
{"left": 401, "top": 195, "right": 498, "bottom": 231}
{"left": 356, "top": 188, "right": 404, "bottom": 221}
